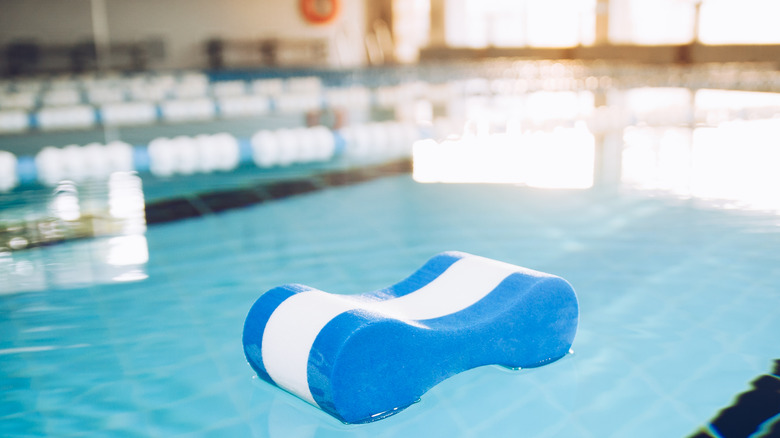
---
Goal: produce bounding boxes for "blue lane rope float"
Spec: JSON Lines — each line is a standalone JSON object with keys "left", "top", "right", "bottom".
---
{"left": 16, "top": 156, "right": 37, "bottom": 185}
{"left": 0, "top": 121, "right": 424, "bottom": 192}
{"left": 242, "top": 251, "right": 579, "bottom": 424}
{"left": 132, "top": 145, "right": 151, "bottom": 174}
{"left": 28, "top": 112, "right": 39, "bottom": 130}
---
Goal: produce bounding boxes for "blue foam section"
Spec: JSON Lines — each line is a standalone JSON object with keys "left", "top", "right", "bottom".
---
{"left": 94, "top": 108, "right": 103, "bottom": 125}
{"left": 238, "top": 138, "right": 254, "bottom": 165}
{"left": 16, "top": 156, "right": 37, "bottom": 185}
{"left": 242, "top": 251, "right": 579, "bottom": 424}
{"left": 132, "top": 146, "right": 151, "bottom": 173}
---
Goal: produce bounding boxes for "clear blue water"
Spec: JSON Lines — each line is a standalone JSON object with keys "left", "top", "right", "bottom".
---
{"left": 2, "top": 171, "right": 780, "bottom": 437}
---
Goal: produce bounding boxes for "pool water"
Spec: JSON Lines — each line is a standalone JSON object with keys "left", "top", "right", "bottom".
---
{"left": 2, "top": 169, "right": 780, "bottom": 436}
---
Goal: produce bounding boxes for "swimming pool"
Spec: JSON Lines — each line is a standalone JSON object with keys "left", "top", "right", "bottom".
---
{"left": 3, "top": 167, "right": 779, "bottom": 437}
{"left": 2, "top": 66, "right": 780, "bottom": 437}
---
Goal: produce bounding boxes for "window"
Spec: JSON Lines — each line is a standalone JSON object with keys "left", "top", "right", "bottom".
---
{"left": 444, "top": 0, "right": 596, "bottom": 48}
{"left": 699, "top": 0, "right": 780, "bottom": 44}
{"left": 609, "top": 0, "right": 696, "bottom": 45}
{"left": 393, "top": 0, "right": 431, "bottom": 62}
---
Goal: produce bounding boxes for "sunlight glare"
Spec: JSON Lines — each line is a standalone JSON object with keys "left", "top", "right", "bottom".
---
{"left": 622, "top": 119, "right": 780, "bottom": 213}
{"left": 413, "top": 123, "right": 594, "bottom": 188}
{"left": 106, "top": 235, "right": 149, "bottom": 266}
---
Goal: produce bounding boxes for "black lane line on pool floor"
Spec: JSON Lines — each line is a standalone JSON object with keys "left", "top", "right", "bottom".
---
{"left": 688, "top": 359, "right": 780, "bottom": 438}
{"left": 144, "top": 158, "right": 413, "bottom": 225}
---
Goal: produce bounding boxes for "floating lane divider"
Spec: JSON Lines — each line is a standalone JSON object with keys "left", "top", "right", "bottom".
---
{"left": 242, "top": 251, "right": 579, "bottom": 424}
{"left": 0, "top": 121, "right": 423, "bottom": 192}
{"left": 0, "top": 76, "right": 432, "bottom": 134}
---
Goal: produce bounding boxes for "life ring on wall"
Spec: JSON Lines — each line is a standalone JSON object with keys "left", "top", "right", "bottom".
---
{"left": 300, "top": 0, "right": 340, "bottom": 25}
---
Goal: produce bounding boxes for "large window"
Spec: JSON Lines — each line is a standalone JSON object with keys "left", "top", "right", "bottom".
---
{"left": 393, "top": 0, "right": 430, "bottom": 62}
{"left": 699, "top": 0, "right": 780, "bottom": 44}
{"left": 609, "top": 0, "right": 696, "bottom": 45}
{"left": 437, "top": 0, "right": 780, "bottom": 49}
{"left": 610, "top": 0, "right": 780, "bottom": 45}
{"left": 444, "top": 0, "right": 596, "bottom": 48}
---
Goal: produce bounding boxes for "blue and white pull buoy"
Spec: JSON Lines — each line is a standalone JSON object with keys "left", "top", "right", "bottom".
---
{"left": 242, "top": 251, "right": 579, "bottom": 424}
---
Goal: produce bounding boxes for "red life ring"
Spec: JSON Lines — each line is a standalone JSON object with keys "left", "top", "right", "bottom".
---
{"left": 300, "top": 0, "right": 340, "bottom": 25}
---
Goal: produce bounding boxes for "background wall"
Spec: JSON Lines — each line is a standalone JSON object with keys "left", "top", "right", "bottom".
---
{"left": 0, "top": 0, "right": 94, "bottom": 44}
{"left": 0, "top": 0, "right": 367, "bottom": 71}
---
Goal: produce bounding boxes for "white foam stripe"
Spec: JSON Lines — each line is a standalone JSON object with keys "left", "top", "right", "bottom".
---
{"left": 261, "top": 255, "right": 527, "bottom": 407}
{"left": 262, "top": 292, "right": 358, "bottom": 405}
{"left": 374, "top": 255, "right": 521, "bottom": 320}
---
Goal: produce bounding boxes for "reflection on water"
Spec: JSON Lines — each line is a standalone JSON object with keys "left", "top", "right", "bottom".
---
{"left": 259, "top": 352, "right": 580, "bottom": 438}
{"left": 0, "top": 230, "right": 150, "bottom": 294}
{"left": 0, "top": 172, "right": 148, "bottom": 294}
{"left": 106, "top": 235, "right": 149, "bottom": 267}
{"left": 622, "top": 118, "right": 780, "bottom": 214}
{"left": 51, "top": 182, "right": 82, "bottom": 221}
{"left": 413, "top": 124, "right": 595, "bottom": 188}
{"left": 2, "top": 86, "right": 780, "bottom": 293}
{"left": 414, "top": 87, "right": 780, "bottom": 214}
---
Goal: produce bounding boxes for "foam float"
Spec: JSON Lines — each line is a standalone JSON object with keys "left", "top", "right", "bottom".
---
{"left": 242, "top": 251, "right": 578, "bottom": 424}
